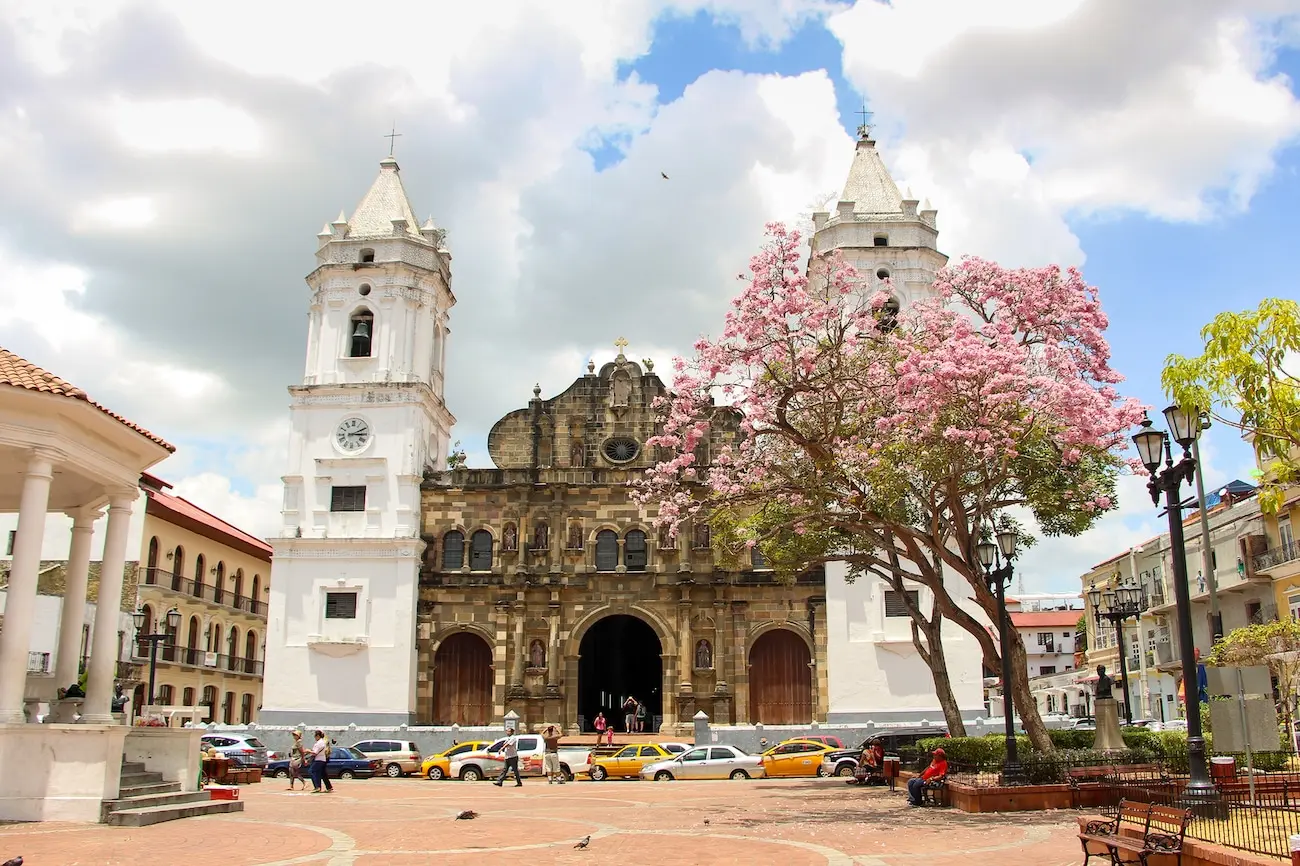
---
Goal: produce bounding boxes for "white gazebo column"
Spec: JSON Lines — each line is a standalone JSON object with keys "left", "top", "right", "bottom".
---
{"left": 53, "top": 507, "right": 102, "bottom": 692}
{"left": 82, "top": 491, "right": 135, "bottom": 722}
{"left": 0, "top": 450, "right": 57, "bottom": 724}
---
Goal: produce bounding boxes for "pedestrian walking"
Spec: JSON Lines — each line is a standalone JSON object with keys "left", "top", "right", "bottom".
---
{"left": 542, "top": 725, "right": 565, "bottom": 784}
{"left": 287, "top": 731, "right": 306, "bottom": 790}
{"left": 492, "top": 729, "right": 523, "bottom": 787}
{"left": 309, "top": 730, "right": 333, "bottom": 793}
{"left": 634, "top": 699, "right": 648, "bottom": 733}
{"left": 605, "top": 725, "right": 614, "bottom": 746}
{"left": 622, "top": 696, "right": 637, "bottom": 733}
{"left": 593, "top": 712, "right": 607, "bottom": 745}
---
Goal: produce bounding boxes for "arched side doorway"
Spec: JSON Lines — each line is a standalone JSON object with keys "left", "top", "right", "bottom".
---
{"left": 578, "top": 614, "right": 663, "bottom": 732}
{"left": 748, "top": 629, "right": 812, "bottom": 725}
{"left": 431, "top": 632, "right": 493, "bottom": 725}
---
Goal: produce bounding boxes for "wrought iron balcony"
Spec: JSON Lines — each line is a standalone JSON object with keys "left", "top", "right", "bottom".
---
{"left": 1253, "top": 541, "right": 1299, "bottom": 574}
{"left": 137, "top": 567, "right": 267, "bottom": 616}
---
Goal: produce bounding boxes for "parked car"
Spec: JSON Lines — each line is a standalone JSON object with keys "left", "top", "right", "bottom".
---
{"left": 267, "top": 746, "right": 380, "bottom": 779}
{"left": 201, "top": 733, "right": 270, "bottom": 768}
{"left": 351, "top": 739, "right": 423, "bottom": 777}
{"left": 798, "top": 735, "right": 845, "bottom": 749}
{"left": 589, "top": 743, "right": 681, "bottom": 780}
{"left": 641, "top": 745, "right": 764, "bottom": 781}
{"left": 819, "top": 726, "right": 949, "bottom": 777}
{"left": 422, "top": 740, "right": 494, "bottom": 780}
{"left": 1071, "top": 718, "right": 1096, "bottom": 731}
{"left": 1163, "top": 719, "right": 1188, "bottom": 732}
{"left": 450, "top": 734, "right": 592, "bottom": 781}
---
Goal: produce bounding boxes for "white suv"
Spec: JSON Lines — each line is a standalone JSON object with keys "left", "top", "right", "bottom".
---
{"left": 352, "top": 739, "right": 423, "bottom": 777}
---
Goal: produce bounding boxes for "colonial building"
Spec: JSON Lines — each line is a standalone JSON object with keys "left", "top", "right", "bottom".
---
{"left": 133, "top": 474, "right": 272, "bottom": 724}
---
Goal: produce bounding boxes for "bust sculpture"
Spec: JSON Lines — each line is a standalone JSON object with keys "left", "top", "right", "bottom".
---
{"left": 1095, "top": 664, "right": 1113, "bottom": 700}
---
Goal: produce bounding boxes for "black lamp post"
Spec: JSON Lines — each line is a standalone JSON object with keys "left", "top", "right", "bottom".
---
{"left": 1132, "top": 407, "right": 1218, "bottom": 810}
{"left": 977, "top": 527, "right": 1024, "bottom": 786}
{"left": 1087, "top": 582, "right": 1144, "bottom": 726}
{"left": 133, "top": 607, "right": 180, "bottom": 707}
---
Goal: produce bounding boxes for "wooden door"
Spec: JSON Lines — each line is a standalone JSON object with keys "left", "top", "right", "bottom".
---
{"left": 432, "top": 632, "right": 493, "bottom": 725}
{"left": 748, "top": 629, "right": 812, "bottom": 725}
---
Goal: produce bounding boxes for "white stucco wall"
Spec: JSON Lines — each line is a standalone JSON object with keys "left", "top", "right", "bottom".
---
{"left": 824, "top": 560, "right": 987, "bottom": 723}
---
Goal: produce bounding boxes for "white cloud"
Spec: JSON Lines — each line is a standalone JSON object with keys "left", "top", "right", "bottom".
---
{"left": 168, "top": 472, "right": 281, "bottom": 540}
{"left": 109, "top": 97, "right": 262, "bottom": 155}
{"left": 71, "top": 195, "right": 157, "bottom": 232}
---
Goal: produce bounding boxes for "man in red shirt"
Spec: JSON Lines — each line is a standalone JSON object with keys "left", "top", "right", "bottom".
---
{"left": 907, "top": 747, "right": 948, "bottom": 806}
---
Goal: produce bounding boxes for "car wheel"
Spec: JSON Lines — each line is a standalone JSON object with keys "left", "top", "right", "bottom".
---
{"left": 835, "top": 763, "right": 855, "bottom": 777}
{"left": 275, "top": 769, "right": 290, "bottom": 779}
{"left": 590, "top": 766, "right": 607, "bottom": 781}
{"left": 816, "top": 764, "right": 831, "bottom": 778}
{"left": 729, "top": 769, "right": 750, "bottom": 780}
{"left": 562, "top": 766, "right": 574, "bottom": 782}
{"left": 340, "top": 770, "right": 356, "bottom": 780}
{"left": 654, "top": 771, "right": 673, "bottom": 782}
{"left": 386, "top": 763, "right": 403, "bottom": 778}
{"left": 461, "top": 767, "right": 483, "bottom": 782}
{"left": 427, "top": 766, "right": 445, "bottom": 781}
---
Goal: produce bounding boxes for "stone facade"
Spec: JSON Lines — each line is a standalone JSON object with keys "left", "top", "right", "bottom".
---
{"left": 416, "top": 351, "right": 829, "bottom": 734}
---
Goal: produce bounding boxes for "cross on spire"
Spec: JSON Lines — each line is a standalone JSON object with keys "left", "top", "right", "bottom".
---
{"left": 855, "top": 103, "right": 873, "bottom": 140}
{"left": 613, "top": 336, "right": 629, "bottom": 354}
{"left": 385, "top": 124, "right": 403, "bottom": 156}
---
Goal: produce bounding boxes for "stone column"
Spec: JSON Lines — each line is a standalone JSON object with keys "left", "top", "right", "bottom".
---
{"left": 53, "top": 507, "right": 102, "bottom": 691}
{"left": 546, "top": 603, "right": 560, "bottom": 687}
{"left": 0, "top": 450, "right": 57, "bottom": 724}
{"left": 83, "top": 490, "right": 135, "bottom": 722}
{"left": 678, "top": 593, "right": 693, "bottom": 694}
{"left": 510, "top": 603, "right": 526, "bottom": 686}
{"left": 713, "top": 600, "right": 728, "bottom": 690}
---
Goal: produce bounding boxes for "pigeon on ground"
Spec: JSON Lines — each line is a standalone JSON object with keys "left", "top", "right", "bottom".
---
{"left": 574, "top": 835, "right": 591, "bottom": 849}
{"left": 660, "top": 172, "right": 669, "bottom": 180}
{"left": 456, "top": 810, "right": 478, "bottom": 820}
{"left": 2, "top": 856, "right": 23, "bottom": 866}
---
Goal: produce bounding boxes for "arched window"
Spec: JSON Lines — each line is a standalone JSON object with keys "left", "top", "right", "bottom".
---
{"left": 251, "top": 574, "right": 261, "bottom": 612}
{"left": 157, "top": 684, "right": 174, "bottom": 706}
{"left": 186, "top": 616, "right": 200, "bottom": 665}
{"left": 227, "top": 627, "right": 240, "bottom": 670}
{"left": 359, "top": 248, "right": 375, "bottom": 263}
{"left": 873, "top": 234, "right": 888, "bottom": 246}
{"left": 201, "top": 685, "right": 218, "bottom": 717}
{"left": 625, "top": 530, "right": 647, "bottom": 571}
{"left": 595, "top": 530, "right": 619, "bottom": 572}
{"left": 182, "top": 687, "right": 195, "bottom": 706}
{"left": 208, "top": 621, "right": 222, "bottom": 654}
{"left": 349, "top": 308, "right": 374, "bottom": 358}
{"left": 214, "top": 562, "right": 225, "bottom": 604}
{"left": 245, "top": 631, "right": 258, "bottom": 673}
{"left": 876, "top": 267, "right": 891, "bottom": 281}
{"left": 146, "top": 537, "right": 159, "bottom": 584}
{"left": 223, "top": 692, "right": 234, "bottom": 724}
{"left": 194, "top": 554, "right": 206, "bottom": 597}
{"left": 137, "top": 604, "right": 154, "bottom": 656}
{"left": 171, "top": 546, "right": 185, "bottom": 591}
{"left": 240, "top": 693, "right": 254, "bottom": 724}
{"left": 442, "top": 530, "right": 465, "bottom": 570}
{"left": 470, "top": 530, "right": 493, "bottom": 571}
{"left": 751, "top": 547, "right": 771, "bottom": 570}
{"left": 232, "top": 570, "right": 244, "bottom": 607}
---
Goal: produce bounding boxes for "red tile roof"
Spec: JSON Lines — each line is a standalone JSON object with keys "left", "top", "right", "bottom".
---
{"left": 0, "top": 346, "right": 174, "bottom": 451}
{"left": 145, "top": 485, "right": 272, "bottom": 562}
{"left": 1009, "top": 610, "right": 1083, "bottom": 629}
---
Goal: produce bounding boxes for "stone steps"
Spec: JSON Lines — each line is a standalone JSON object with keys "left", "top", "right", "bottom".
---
{"left": 105, "top": 759, "right": 246, "bottom": 826}
{"left": 119, "top": 771, "right": 165, "bottom": 787}
{"left": 106, "top": 798, "right": 244, "bottom": 827}
{"left": 101, "top": 791, "right": 212, "bottom": 823}
{"left": 118, "top": 781, "right": 181, "bottom": 798}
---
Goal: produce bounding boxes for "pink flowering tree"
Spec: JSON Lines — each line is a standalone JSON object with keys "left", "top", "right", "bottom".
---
{"left": 636, "top": 224, "right": 1144, "bottom": 751}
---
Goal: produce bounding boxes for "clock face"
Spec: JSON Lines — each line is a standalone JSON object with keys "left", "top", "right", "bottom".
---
{"left": 336, "top": 417, "right": 371, "bottom": 452}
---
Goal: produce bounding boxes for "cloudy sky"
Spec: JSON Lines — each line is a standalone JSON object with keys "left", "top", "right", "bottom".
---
{"left": 2, "top": 0, "right": 1298, "bottom": 594}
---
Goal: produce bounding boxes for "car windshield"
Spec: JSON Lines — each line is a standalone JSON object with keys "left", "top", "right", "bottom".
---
{"left": 245, "top": 738, "right": 266, "bottom": 748}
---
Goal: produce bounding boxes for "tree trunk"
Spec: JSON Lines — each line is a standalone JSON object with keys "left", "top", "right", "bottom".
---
{"left": 1006, "top": 630, "right": 1052, "bottom": 752}
{"left": 914, "top": 615, "right": 967, "bottom": 736}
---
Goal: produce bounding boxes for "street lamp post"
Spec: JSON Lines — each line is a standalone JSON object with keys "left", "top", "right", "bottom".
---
{"left": 1087, "top": 583, "right": 1144, "bottom": 726}
{"left": 977, "top": 527, "right": 1025, "bottom": 786}
{"left": 133, "top": 607, "right": 180, "bottom": 707}
{"left": 1132, "top": 407, "right": 1218, "bottom": 811}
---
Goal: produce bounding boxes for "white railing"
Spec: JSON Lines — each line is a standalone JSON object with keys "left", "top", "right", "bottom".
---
{"left": 27, "top": 651, "right": 51, "bottom": 673}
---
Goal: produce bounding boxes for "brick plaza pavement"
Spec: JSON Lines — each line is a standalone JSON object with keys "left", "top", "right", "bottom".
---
{"left": 0, "top": 776, "right": 1085, "bottom": 865}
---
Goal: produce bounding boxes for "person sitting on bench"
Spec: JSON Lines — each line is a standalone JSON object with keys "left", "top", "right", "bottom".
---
{"left": 907, "top": 747, "right": 948, "bottom": 806}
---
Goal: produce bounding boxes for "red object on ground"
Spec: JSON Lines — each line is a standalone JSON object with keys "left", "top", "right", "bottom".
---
{"left": 206, "top": 785, "right": 239, "bottom": 801}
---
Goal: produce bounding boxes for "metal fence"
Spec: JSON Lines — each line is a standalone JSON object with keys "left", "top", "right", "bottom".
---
{"left": 138, "top": 567, "right": 267, "bottom": 615}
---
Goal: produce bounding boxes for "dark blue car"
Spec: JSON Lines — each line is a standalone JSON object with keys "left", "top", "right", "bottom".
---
{"left": 267, "top": 746, "right": 380, "bottom": 779}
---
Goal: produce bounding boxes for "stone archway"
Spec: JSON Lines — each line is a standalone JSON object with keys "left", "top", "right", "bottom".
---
{"left": 431, "top": 631, "right": 493, "bottom": 725}
{"left": 748, "top": 628, "right": 812, "bottom": 725}
{"left": 577, "top": 614, "right": 663, "bottom": 733}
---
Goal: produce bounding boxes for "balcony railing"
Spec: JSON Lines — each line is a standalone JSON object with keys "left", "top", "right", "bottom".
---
{"left": 133, "top": 641, "right": 264, "bottom": 677}
{"left": 138, "top": 567, "right": 267, "bottom": 616}
{"left": 1253, "top": 541, "right": 1299, "bottom": 573}
{"left": 27, "top": 651, "right": 50, "bottom": 674}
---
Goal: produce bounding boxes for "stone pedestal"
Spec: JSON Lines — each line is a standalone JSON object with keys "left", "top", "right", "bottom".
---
{"left": 1092, "top": 698, "right": 1126, "bottom": 751}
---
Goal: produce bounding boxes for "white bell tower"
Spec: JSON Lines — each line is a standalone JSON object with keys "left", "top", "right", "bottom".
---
{"left": 261, "top": 155, "right": 455, "bottom": 726}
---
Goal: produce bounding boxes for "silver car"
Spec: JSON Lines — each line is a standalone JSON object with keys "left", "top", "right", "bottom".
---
{"left": 640, "top": 745, "right": 765, "bottom": 781}
{"left": 200, "top": 733, "right": 270, "bottom": 768}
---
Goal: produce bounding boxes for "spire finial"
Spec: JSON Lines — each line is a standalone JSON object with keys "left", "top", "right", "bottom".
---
{"left": 855, "top": 102, "right": 873, "bottom": 140}
{"left": 613, "top": 336, "right": 629, "bottom": 355}
{"left": 384, "top": 123, "right": 402, "bottom": 157}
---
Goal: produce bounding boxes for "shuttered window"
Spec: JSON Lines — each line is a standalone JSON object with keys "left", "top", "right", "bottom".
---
{"left": 330, "top": 485, "right": 366, "bottom": 512}
{"left": 883, "top": 590, "right": 918, "bottom": 618}
{"left": 325, "top": 591, "right": 358, "bottom": 619}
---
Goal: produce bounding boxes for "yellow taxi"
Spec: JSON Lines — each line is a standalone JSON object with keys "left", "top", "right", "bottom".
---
{"left": 758, "top": 739, "right": 837, "bottom": 778}
{"left": 588, "top": 743, "right": 679, "bottom": 781}
{"left": 422, "top": 740, "right": 493, "bottom": 780}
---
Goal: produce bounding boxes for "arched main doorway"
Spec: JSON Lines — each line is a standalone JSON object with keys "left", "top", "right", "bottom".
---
{"left": 748, "top": 629, "right": 812, "bottom": 724}
{"left": 431, "top": 632, "right": 493, "bottom": 725}
{"left": 578, "top": 614, "right": 662, "bottom": 732}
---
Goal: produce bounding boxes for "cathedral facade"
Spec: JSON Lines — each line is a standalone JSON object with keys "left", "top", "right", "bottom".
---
{"left": 262, "top": 123, "right": 962, "bottom": 731}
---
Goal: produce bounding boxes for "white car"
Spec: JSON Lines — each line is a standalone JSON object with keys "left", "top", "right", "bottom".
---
{"left": 640, "top": 745, "right": 765, "bottom": 781}
{"left": 449, "top": 734, "right": 591, "bottom": 782}
{"left": 1162, "top": 719, "right": 1188, "bottom": 732}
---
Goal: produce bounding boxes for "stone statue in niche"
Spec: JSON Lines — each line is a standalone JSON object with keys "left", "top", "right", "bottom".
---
{"left": 568, "top": 522, "right": 584, "bottom": 550}
{"left": 693, "top": 521, "right": 711, "bottom": 550}
{"left": 570, "top": 441, "right": 585, "bottom": 467}
{"left": 695, "top": 639, "right": 713, "bottom": 670}
{"left": 532, "top": 522, "right": 549, "bottom": 551}
{"left": 529, "top": 639, "right": 546, "bottom": 669}
{"left": 502, "top": 523, "right": 518, "bottom": 552}
{"left": 610, "top": 371, "right": 631, "bottom": 408}
{"left": 657, "top": 524, "right": 674, "bottom": 551}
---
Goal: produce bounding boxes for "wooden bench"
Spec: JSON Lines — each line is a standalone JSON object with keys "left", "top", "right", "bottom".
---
{"left": 1078, "top": 799, "right": 1190, "bottom": 866}
{"left": 919, "top": 774, "right": 948, "bottom": 806}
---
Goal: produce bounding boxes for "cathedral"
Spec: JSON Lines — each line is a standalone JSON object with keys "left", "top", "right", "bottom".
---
{"left": 260, "top": 125, "right": 957, "bottom": 733}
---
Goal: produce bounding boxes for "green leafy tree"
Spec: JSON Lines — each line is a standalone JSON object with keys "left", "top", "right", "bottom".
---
{"left": 1163, "top": 298, "right": 1300, "bottom": 512}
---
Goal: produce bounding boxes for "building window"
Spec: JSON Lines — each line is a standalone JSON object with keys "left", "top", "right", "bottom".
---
{"left": 1211, "top": 549, "right": 1218, "bottom": 571}
{"left": 349, "top": 309, "right": 374, "bottom": 357}
{"left": 595, "top": 530, "right": 618, "bottom": 572}
{"left": 6, "top": 529, "right": 15, "bottom": 555}
{"left": 157, "top": 685, "right": 174, "bottom": 706}
{"left": 883, "top": 590, "right": 919, "bottom": 618}
{"left": 330, "top": 485, "right": 366, "bottom": 512}
{"left": 359, "top": 248, "right": 375, "bottom": 263}
{"left": 873, "top": 234, "right": 888, "bottom": 246}
{"left": 624, "top": 530, "right": 647, "bottom": 571}
{"left": 1036, "top": 632, "right": 1055, "bottom": 647}
{"left": 751, "top": 547, "right": 771, "bottom": 570}
{"left": 182, "top": 687, "right": 195, "bottom": 706}
{"left": 223, "top": 692, "right": 234, "bottom": 725}
{"left": 442, "top": 530, "right": 465, "bottom": 570}
{"left": 325, "top": 591, "right": 358, "bottom": 619}
{"left": 876, "top": 268, "right": 890, "bottom": 280}
{"left": 194, "top": 554, "right": 206, "bottom": 597}
{"left": 241, "top": 693, "right": 254, "bottom": 724}
{"left": 470, "top": 530, "right": 493, "bottom": 571}
{"left": 1040, "top": 666, "right": 1056, "bottom": 676}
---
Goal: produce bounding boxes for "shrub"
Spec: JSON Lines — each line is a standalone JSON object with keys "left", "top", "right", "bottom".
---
{"left": 1047, "top": 729, "right": 1095, "bottom": 750}
{"left": 1021, "top": 749, "right": 1155, "bottom": 785}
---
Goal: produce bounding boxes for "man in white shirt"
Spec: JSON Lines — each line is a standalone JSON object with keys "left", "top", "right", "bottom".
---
{"left": 492, "top": 729, "right": 523, "bottom": 787}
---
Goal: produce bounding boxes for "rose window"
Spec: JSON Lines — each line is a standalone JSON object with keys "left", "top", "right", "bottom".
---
{"left": 602, "top": 437, "right": 640, "bottom": 463}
